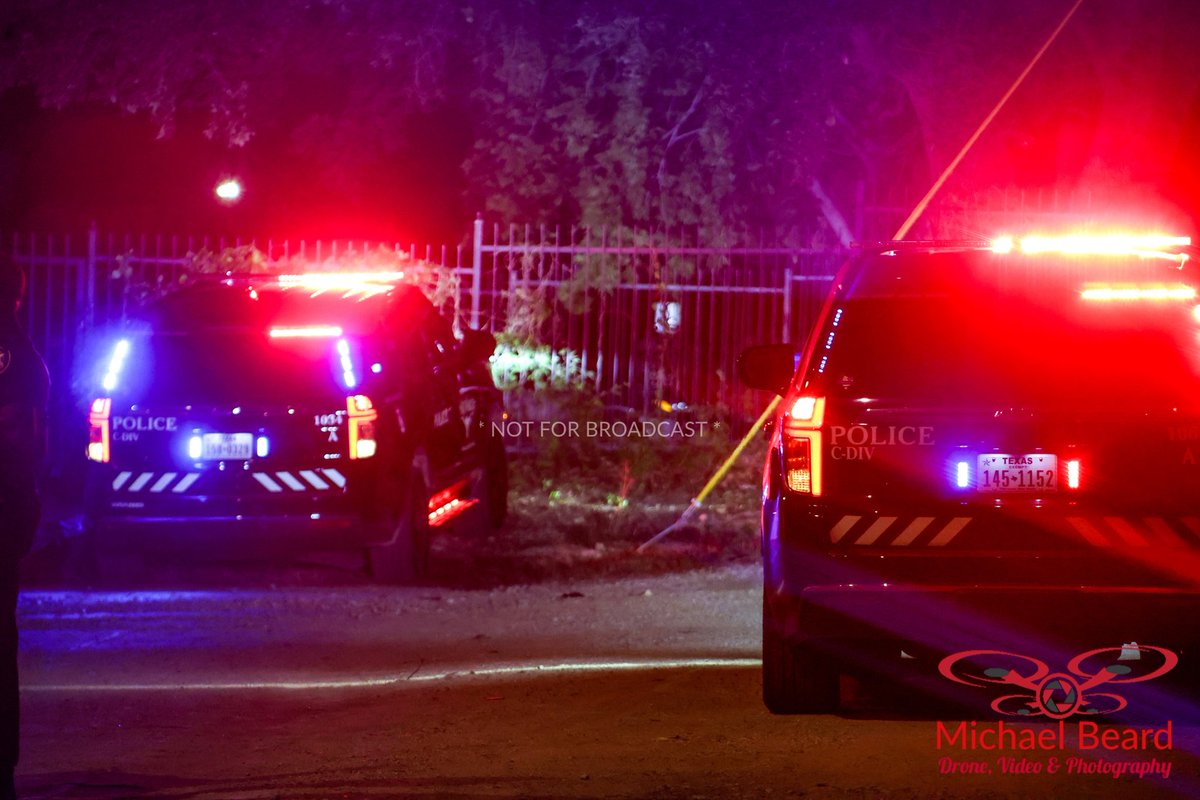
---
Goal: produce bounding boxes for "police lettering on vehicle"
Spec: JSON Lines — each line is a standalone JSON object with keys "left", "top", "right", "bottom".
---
{"left": 112, "top": 416, "right": 178, "bottom": 432}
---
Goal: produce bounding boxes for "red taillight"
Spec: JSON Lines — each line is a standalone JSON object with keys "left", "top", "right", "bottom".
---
{"left": 87, "top": 398, "right": 111, "bottom": 463}
{"left": 347, "top": 395, "right": 378, "bottom": 460}
{"left": 782, "top": 396, "right": 825, "bottom": 496}
{"left": 1065, "top": 459, "right": 1081, "bottom": 490}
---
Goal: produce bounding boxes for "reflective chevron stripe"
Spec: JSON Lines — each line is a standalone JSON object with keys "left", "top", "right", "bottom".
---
{"left": 173, "top": 474, "right": 200, "bottom": 493}
{"left": 828, "top": 514, "right": 1200, "bottom": 548}
{"left": 127, "top": 473, "right": 155, "bottom": 492}
{"left": 111, "top": 472, "right": 200, "bottom": 493}
{"left": 1066, "top": 517, "right": 1109, "bottom": 547}
{"left": 251, "top": 469, "right": 349, "bottom": 492}
{"left": 828, "top": 515, "right": 972, "bottom": 546}
{"left": 829, "top": 515, "right": 861, "bottom": 543}
{"left": 1068, "top": 517, "right": 1200, "bottom": 547}
{"left": 253, "top": 473, "right": 284, "bottom": 493}
{"left": 891, "top": 517, "right": 934, "bottom": 546}
{"left": 855, "top": 517, "right": 897, "bottom": 546}
{"left": 300, "top": 470, "right": 329, "bottom": 490}
{"left": 149, "top": 473, "right": 177, "bottom": 493}
{"left": 276, "top": 472, "right": 306, "bottom": 491}
{"left": 1144, "top": 517, "right": 1186, "bottom": 548}
{"left": 928, "top": 518, "right": 972, "bottom": 547}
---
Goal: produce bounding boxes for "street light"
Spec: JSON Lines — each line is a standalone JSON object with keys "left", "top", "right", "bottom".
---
{"left": 215, "top": 177, "right": 243, "bottom": 204}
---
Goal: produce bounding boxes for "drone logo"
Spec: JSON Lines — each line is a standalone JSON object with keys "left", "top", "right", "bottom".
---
{"left": 939, "top": 645, "right": 1178, "bottom": 719}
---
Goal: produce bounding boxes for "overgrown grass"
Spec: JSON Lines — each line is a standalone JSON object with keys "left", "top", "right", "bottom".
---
{"left": 484, "top": 391, "right": 768, "bottom": 577}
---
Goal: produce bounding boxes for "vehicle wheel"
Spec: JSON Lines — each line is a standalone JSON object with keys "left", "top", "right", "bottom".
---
{"left": 480, "top": 433, "right": 508, "bottom": 530}
{"left": 369, "top": 464, "right": 431, "bottom": 584}
{"left": 763, "top": 601, "right": 839, "bottom": 714}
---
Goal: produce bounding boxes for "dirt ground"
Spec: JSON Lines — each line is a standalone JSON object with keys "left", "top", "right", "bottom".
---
{"left": 16, "top": 562, "right": 1200, "bottom": 800}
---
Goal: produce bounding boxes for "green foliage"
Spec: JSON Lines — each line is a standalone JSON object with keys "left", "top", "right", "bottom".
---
{"left": 490, "top": 333, "right": 593, "bottom": 391}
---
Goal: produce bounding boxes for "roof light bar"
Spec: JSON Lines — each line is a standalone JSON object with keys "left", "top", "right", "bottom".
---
{"left": 992, "top": 234, "right": 1191, "bottom": 261}
{"left": 276, "top": 272, "right": 406, "bottom": 297}
{"left": 337, "top": 338, "right": 358, "bottom": 389}
{"left": 1081, "top": 285, "right": 1197, "bottom": 302}
{"left": 102, "top": 339, "right": 130, "bottom": 392}
{"left": 268, "top": 325, "right": 345, "bottom": 339}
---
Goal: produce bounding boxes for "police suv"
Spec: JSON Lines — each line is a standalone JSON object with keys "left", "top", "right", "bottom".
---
{"left": 83, "top": 272, "right": 507, "bottom": 582}
{"left": 739, "top": 234, "right": 1200, "bottom": 712}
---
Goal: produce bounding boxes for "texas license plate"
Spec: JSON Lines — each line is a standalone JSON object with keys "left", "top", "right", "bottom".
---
{"left": 977, "top": 454, "right": 1057, "bottom": 492}
{"left": 201, "top": 433, "right": 253, "bottom": 461}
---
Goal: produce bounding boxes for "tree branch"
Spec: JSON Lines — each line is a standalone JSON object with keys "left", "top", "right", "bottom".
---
{"left": 809, "top": 177, "right": 855, "bottom": 247}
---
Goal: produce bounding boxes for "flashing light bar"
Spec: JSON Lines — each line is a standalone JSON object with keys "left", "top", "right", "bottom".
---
{"left": 268, "top": 325, "right": 345, "bottom": 339}
{"left": 277, "top": 272, "right": 406, "bottom": 298}
{"left": 1081, "top": 285, "right": 1197, "bottom": 302}
{"left": 102, "top": 339, "right": 131, "bottom": 392}
{"left": 992, "top": 234, "right": 1191, "bottom": 261}
{"left": 337, "top": 338, "right": 358, "bottom": 389}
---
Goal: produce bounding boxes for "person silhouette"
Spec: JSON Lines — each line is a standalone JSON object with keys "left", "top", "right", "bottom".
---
{"left": 0, "top": 253, "right": 48, "bottom": 800}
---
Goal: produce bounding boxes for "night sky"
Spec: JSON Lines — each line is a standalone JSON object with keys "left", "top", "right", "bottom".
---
{"left": 2, "top": 0, "right": 1200, "bottom": 242}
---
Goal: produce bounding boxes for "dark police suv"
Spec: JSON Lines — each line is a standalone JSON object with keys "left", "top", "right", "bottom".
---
{"left": 740, "top": 234, "right": 1200, "bottom": 712}
{"left": 83, "top": 271, "right": 507, "bottom": 582}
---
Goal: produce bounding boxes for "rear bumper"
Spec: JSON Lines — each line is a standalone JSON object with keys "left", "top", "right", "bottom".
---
{"left": 766, "top": 497, "right": 1200, "bottom": 653}
{"left": 88, "top": 513, "right": 390, "bottom": 556}
{"left": 84, "top": 461, "right": 393, "bottom": 556}
{"left": 769, "top": 581, "right": 1200, "bottom": 648}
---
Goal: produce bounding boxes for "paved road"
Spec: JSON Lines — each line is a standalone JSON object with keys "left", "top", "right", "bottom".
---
{"left": 14, "top": 565, "right": 1200, "bottom": 799}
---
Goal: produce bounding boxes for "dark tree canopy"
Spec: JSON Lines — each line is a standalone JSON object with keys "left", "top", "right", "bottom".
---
{"left": 2, "top": 0, "right": 1198, "bottom": 239}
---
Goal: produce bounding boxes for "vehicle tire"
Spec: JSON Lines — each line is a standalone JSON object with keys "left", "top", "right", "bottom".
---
{"left": 480, "top": 433, "right": 508, "bottom": 530}
{"left": 369, "top": 463, "right": 431, "bottom": 584}
{"left": 762, "top": 601, "right": 839, "bottom": 714}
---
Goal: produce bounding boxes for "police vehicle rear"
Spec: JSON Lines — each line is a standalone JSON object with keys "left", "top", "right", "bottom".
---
{"left": 740, "top": 234, "right": 1200, "bottom": 712}
{"left": 83, "top": 272, "right": 507, "bottom": 582}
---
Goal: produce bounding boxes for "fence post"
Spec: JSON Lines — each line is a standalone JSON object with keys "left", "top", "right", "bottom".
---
{"left": 86, "top": 222, "right": 98, "bottom": 328}
{"left": 782, "top": 265, "right": 793, "bottom": 342}
{"left": 471, "top": 214, "right": 484, "bottom": 330}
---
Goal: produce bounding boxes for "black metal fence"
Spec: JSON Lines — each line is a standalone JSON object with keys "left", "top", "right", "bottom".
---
{"left": 6, "top": 224, "right": 842, "bottom": 479}
{"left": 469, "top": 219, "right": 841, "bottom": 417}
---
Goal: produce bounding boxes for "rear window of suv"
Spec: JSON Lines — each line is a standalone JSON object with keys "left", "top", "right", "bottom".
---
{"left": 131, "top": 330, "right": 347, "bottom": 404}
{"left": 819, "top": 251, "right": 1200, "bottom": 409}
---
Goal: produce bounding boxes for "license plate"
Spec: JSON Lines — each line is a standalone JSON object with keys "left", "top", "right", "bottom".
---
{"left": 977, "top": 454, "right": 1057, "bottom": 492}
{"left": 201, "top": 433, "right": 253, "bottom": 461}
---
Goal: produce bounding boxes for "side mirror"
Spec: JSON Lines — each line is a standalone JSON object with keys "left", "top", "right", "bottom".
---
{"left": 737, "top": 344, "right": 796, "bottom": 395}
{"left": 461, "top": 328, "right": 497, "bottom": 363}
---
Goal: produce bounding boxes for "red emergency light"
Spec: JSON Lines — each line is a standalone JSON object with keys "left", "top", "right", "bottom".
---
{"left": 991, "top": 233, "right": 1191, "bottom": 262}
{"left": 276, "top": 272, "right": 406, "bottom": 298}
{"left": 268, "top": 325, "right": 345, "bottom": 339}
